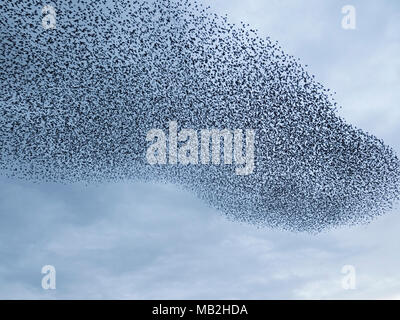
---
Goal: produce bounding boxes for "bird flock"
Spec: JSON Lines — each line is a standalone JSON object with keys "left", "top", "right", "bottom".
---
{"left": 0, "top": 0, "right": 399, "bottom": 232}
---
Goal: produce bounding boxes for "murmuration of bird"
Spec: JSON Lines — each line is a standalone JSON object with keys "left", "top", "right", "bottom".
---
{"left": 0, "top": 0, "right": 399, "bottom": 232}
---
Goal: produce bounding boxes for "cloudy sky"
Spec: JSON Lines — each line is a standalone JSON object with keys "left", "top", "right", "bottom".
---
{"left": 1, "top": 0, "right": 400, "bottom": 299}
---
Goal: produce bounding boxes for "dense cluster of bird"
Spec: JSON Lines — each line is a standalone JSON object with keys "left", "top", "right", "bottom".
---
{"left": 1, "top": 0, "right": 399, "bottom": 232}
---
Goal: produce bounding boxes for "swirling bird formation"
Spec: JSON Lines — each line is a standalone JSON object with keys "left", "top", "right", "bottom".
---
{"left": 0, "top": 0, "right": 399, "bottom": 232}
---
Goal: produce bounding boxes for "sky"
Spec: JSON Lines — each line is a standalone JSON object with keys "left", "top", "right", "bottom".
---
{"left": 0, "top": 0, "right": 400, "bottom": 299}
